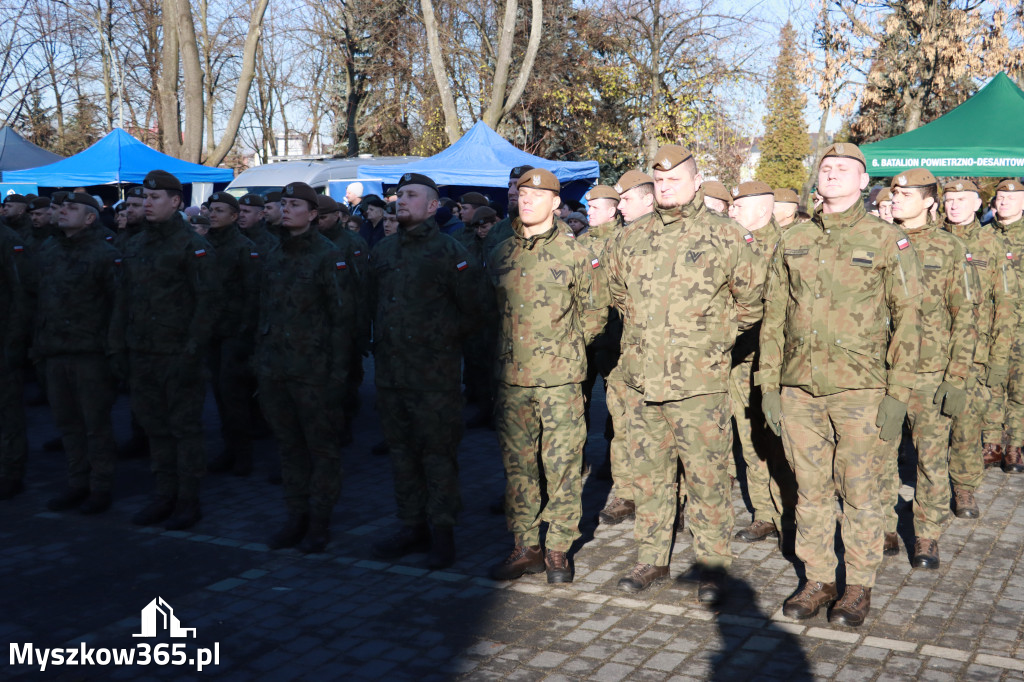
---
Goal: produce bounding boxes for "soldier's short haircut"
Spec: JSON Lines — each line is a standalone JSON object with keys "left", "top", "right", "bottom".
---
{"left": 631, "top": 183, "right": 655, "bottom": 198}
{"left": 911, "top": 184, "right": 939, "bottom": 205}
{"left": 682, "top": 157, "right": 698, "bottom": 177}
{"left": 83, "top": 205, "right": 100, "bottom": 223}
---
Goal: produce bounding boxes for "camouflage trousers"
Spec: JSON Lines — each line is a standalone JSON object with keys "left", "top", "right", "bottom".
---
{"left": 629, "top": 389, "right": 733, "bottom": 568}
{"left": 258, "top": 376, "right": 342, "bottom": 516}
{"left": 208, "top": 337, "right": 254, "bottom": 458}
{"left": 1002, "top": 335, "right": 1024, "bottom": 447}
{"left": 130, "top": 352, "right": 206, "bottom": 499}
{"left": 605, "top": 379, "right": 633, "bottom": 500}
{"left": 880, "top": 371, "right": 952, "bottom": 540}
{"left": 45, "top": 354, "right": 117, "bottom": 493}
{"left": 0, "top": 362, "right": 27, "bottom": 481}
{"left": 495, "top": 382, "right": 585, "bottom": 551}
{"left": 729, "top": 360, "right": 789, "bottom": 527}
{"left": 378, "top": 388, "right": 463, "bottom": 528}
{"left": 950, "top": 363, "right": 998, "bottom": 492}
{"left": 781, "top": 386, "right": 887, "bottom": 587}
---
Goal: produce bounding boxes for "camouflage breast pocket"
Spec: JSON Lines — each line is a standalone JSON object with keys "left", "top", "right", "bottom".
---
{"left": 850, "top": 247, "right": 875, "bottom": 268}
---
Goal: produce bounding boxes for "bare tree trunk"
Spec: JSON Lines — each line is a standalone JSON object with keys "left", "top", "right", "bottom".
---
{"left": 419, "top": 0, "right": 461, "bottom": 144}
{"left": 159, "top": 0, "right": 181, "bottom": 156}
{"left": 482, "top": 0, "right": 518, "bottom": 128}
{"left": 497, "top": 0, "right": 542, "bottom": 123}
{"left": 172, "top": 0, "right": 204, "bottom": 162}
{"left": 802, "top": 103, "right": 829, "bottom": 206}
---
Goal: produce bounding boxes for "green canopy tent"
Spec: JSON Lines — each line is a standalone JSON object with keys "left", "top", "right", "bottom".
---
{"left": 861, "top": 72, "right": 1024, "bottom": 177}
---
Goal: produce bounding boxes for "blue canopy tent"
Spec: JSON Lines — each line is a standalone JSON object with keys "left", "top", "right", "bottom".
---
{"left": 356, "top": 121, "right": 599, "bottom": 204}
{"left": 0, "top": 126, "right": 63, "bottom": 174}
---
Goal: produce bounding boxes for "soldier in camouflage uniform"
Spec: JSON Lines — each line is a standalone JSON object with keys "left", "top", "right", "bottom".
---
{"left": 988, "top": 179, "right": 1024, "bottom": 474}
{"left": 701, "top": 181, "right": 732, "bottom": 215}
{"left": 607, "top": 147, "right": 766, "bottom": 606}
{"left": 726, "top": 182, "right": 790, "bottom": 545}
{"left": 256, "top": 182, "right": 356, "bottom": 554}
{"left": 883, "top": 169, "right": 975, "bottom": 570}
{"left": 263, "top": 190, "right": 287, "bottom": 240}
{"left": 202, "top": 192, "right": 261, "bottom": 476}
{"left": 116, "top": 186, "right": 147, "bottom": 252}
{"left": 34, "top": 193, "right": 120, "bottom": 514}
{"left": 113, "top": 169, "right": 219, "bottom": 531}
{"left": 943, "top": 179, "right": 1018, "bottom": 518}
{"left": 459, "top": 206, "right": 499, "bottom": 429}
{"left": 762, "top": 143, "right": 923, "bottom": 627}
{"left": 487, "top": 169, "right": 609, "bottom": 584}
{"left": 773, "top": 188, "right": 801, "bottom": 229}
{"left": 238, "top": 193, "right": 281, "bottom": 256}
{"left": 484, "top": 165, "right": 534, "bottom": 254}
{"left": 0, "top": 221, "right": 29, "bottom": 500}
{"left": 370, "top": 173, "right": 489, "bottom": 570}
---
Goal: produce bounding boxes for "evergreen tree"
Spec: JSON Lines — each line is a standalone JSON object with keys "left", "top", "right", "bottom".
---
{"left": 756, "top": 22, "right": 808, "bottom": 190}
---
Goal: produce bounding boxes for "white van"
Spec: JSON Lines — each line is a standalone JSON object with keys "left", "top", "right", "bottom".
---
{"left": 224, "top": 155, "right": 420, "bottom": 199}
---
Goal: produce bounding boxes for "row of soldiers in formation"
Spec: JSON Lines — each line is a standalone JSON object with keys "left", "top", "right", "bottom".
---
{"left": 2, "top": 143, "right": 1022, "bottom": 630}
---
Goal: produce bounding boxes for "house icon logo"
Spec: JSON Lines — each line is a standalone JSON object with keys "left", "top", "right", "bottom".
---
{"left": 132, "top": 597, "right": 197, "bottom": 638}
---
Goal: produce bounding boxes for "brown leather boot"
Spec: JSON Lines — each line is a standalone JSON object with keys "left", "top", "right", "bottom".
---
{"left": 490, "top": 545, "right": 544, "bottom": 580}
{"left": 617, "top": 563, "right": 669, "bottom": 593}
{"left": 883, "top": 532, "right": 900, "bottom": 556}
{"left": 598, "top": 497, "right": 636, "bottom": 525}
{"left": 911, "top": 538, "right": 939, "bottom": 569}
{"left": 829, "top": 585, "right": 872, "bottom": 627}
{"left": 953, "top": 488, "right": 979, "bottom": 519}
{"left": 783, "top": 581, "right": 838, "bottom": 619}
{"left": 545, "top": 550, "right": 572, "bottom": 584}
{"left": 1003, "top": 446, "right": 1024, "bottom": 473}
{"left": 734, "top": 519, "right": 779, "bottom": 543}
{"left": 982, "top": 442, "right": 1004, "bottom": 468}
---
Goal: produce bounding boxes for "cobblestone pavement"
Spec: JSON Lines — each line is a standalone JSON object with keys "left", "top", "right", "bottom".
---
{"left": 3, "top": 361, "right": 1024, "bottom": 681}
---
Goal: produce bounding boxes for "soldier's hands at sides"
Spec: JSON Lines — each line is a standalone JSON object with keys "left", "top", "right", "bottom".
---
{"left": 875, "top": 395, "right": 908, "bottom": 441}
{"left": 986, "top": 365, "right": 1008, "bottom": 388}
{"left": 933, "top": 381, "right": 967, "bottom": 418}
{"left": 761, "top": 389, "right": 782, "bottom": 437}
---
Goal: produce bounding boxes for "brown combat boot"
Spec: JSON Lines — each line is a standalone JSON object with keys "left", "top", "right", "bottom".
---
{"left": 982, "top": 442, "right": 1004, "bottom": 468}
{"left": 911, "top": 538, "right": 939, "bottom": 569}
{"left": 782, "top": 581, "right": 838, "bottom": 620}
{"left": 1002, "top": 446, "right": 1024, "bottom": 473}
{"left": 490, "top": 545, "right": 544, "bottom": 581}
{"left": 598, "top": 497, "right": 636, "bottom": 525}
{"left": 953, "top": 488, "right": 979, "bottom": 519}
{"left": 545, "top": 550, "right": 572, "bottom": 584}
{"left": 617, "top": 563, "right": 669, "bottom": 593}
{"left": 829, "top": 585, "right": 872, "bottom": 627}
{"left": 883, "top": 532, "right": 900, "bottom": 556}
{"left": 734, "top": 519, "right": 779, "bottom": 543}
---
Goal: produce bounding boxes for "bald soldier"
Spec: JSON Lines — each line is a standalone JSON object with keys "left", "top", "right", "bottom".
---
{"left": 725, "top": 181, "right": 791, "bottom": 544}
{"left": 702, "top": 181, "right": 732, "bottom": 215}
{"left": 989, "top": 179, "right": 1024, "bottom": 474}
{"left": 761, "top": 143, "right": 922, "bottom": 627}
{"left": 943, "top": 179, "right": 1017, "bottom": 517}
{"left": 885, "top": 169, "right": 975, "bottom": 570}
{"left": 773, "top": 188, "right": 800, "bottom": 229}
{"left": 607, "top": 147, "right": 766, "bottom": 606}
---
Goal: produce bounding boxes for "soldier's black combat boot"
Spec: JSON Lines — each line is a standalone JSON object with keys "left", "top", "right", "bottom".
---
{"left": 47, "top": 486, "right": 89, "bottom": 511}
{"left": 427, "top": 525, "right": 456, "bottom": 570}
{"left": 79, "top": 491, "right": 112, "bottom": 515}
{"left": 132, "top": 496, "right": 175, "bottom": 526}
{"left": 268, "top": 513, "right": 309, "bottom": 549}
{"left": 372, "top": 523, "right": 431, "bottom": 560}
{"left": 298, "top": 515, "right": 330, "bottom": 554}
{"left": 164, "top": 497, "right": 202, "bottom": 531}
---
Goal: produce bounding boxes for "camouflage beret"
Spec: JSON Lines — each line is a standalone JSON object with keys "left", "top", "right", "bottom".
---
{"left": 702, "top": 181, "right": 732, "bottom": 203}
{"left": 126, "top": 186, "right": 146, "bottom": 200}
{"left": 584, "top": 185, "right": 620, "bottom": 203}
{"left": 50, "top": 190, "right": 69, "bottom": 205}
{"left": 396, "top": 172, "right": 438, "bottom": 193}
{"left": 265, "top": 190, "right": 283, "bottom": 203}
{"left": 820, "top": 142, "right": 866, "bottom": 168}
{"left": 773, "top": 188, "right": 800, "bottom": 204}
{"left": 651, "top": 144, "right": 694, "bottom": 172}
{"left": 143, "top": 169, "right": 182, "bottom": 192}
{"left": 614, "top": 170, "right": 655, "bottom": 195}
{"left": 517, "top": 168, "right": 560, "bottom": 192}
{"left": 459, "top": 192, "right": 489, "bottom": 207}
{"left": 207, "top": 191, "right": 239, "bottom": 210}
{"left": 28, "top": 196, "right": 51, "bottom": 211}
{"left": 282, "top": 182, "right": 319, "bottom": 207}
{"left": 875, "top": 188, "right": 893, "bottom": 204}
{"left": 468, "top": 206, "right": 498, "bottom": 227}
{"left": 316, "top": 194, "right": 340, "bottom": 213}
{"left": 189, "top": 215, "right": 211, "bottom": 226}
{"left": 239, "top": 193, "right": 265, "bottom": 208}
{"left": 3, "top": 194, "right": 28, "bottom": 205}
{"left": 64, "top": 192, "right": 100, "bottom": 212}
{"left": 891, "top": 168, "right": 937, "bottom": 189}
{"left": 996, "top": 179, "right": 1024, "bottom": 193}
{"left": 942, "top": 179, "right": 980, "bottom": 195}
{"left": 730, "top": 181, "right": 774, "bottom": 200}
{"left": 509, "top": 165, "right": 535, "bottom": 180}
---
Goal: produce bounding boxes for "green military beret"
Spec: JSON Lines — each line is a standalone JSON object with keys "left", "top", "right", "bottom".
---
{"left": 396, "top": 172, "right": 438, "bottom": 193}
{"left": 3, "top": 193, "right": 28, "bottom": 205}
{"left": 282, "top": 182, "right": 319, "bottom": 208}
{"left": 143, "top": 169, "right": 182, "bottom": 192}
{"left": 65, "top": 192, "right": 100, "bottom": 211}
{"left": 459, "top": 192, "right": 489, "bottom": 207}
{"left": 189, "top": 215, "right": 211, "bottom": 226}
{"left": 265, "top": 190, "right": 283, "bottom": 203}
{"left": 703, "top": 181, "right": 732, "bottom": 203}
{"left": 731, "top": 181, "right": 774, "bottom": 200}
{"left": 614, "top": 170, "right": 654, "bottom": 194}
{"left": 891, "top": 168, "right": 937, "bottom": 189}
{"left": 469, "top": 206, "right": 498, "bottom": 227}
{"left": 28, "top": 196, "right": 51, "bottom": 211}
{"left": 651, "top": 144, "right": 694, "bottom": 172}
{"left": 510, "top": 165, "right": 535, "bottom": 180}
{"left": 316, "top": 194, "right": 340, "bottom": 214}
{"left": 239, "top": 193, "right": 265, "bottom": 207}
{"left": 773, "top": 188, "right": 799, "bottom": 204}
{"left": 50, "top": 190, "right": 69, "bottom": 205}
{"left": 995, "top": 178, "right": 1024, "bottom": 193}
{"left": 584, "top": 185, "right": 620, "bottom": 203}
{"left": 943, "top": 179, "right": 980, "bottom": 195}
{"left": 208, "top": 191, "right": 239, "bottom": 210}
{"left": 126, "top": 186, "right": 146, "bottom": 199}
{"left": 820, "top": 142, "right": 866, "bottom": 168}
{"left": 516, "top": 168, "right": 560, "bottom": 192}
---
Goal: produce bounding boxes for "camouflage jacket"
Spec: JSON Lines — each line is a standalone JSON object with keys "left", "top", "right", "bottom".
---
{"left": 255, "top": 226, "right": 355, "bottom": 385}
{"left": 0, "top": 224, "right": 28, "bottom": 362}
{"left": 488, "top": 218, "right": 610, "bottom": 387}
{"left": 205, "top": 223, "right": 260, "bottom": 342}
{"left": 484, "top": 215, "right": 514, "bottom": 255}
{"left": 114, "top": 222, "right": 143, "bottom": 252}
{"left": 370, "top": 218, "right": 489, "bottom": 391}
{"left": 6, "top": 213, "right": 38, "bottom": 298}
{"left": 945, "top": 218, "right": 1018, "bottom": 370}
{"left": 113, "top": 215, "right": 219, "bottom": 355}
{"left": 241, "top": 219, "right": 280, "bottom": 259}
{"left": 990, "top": 216, "right": 1024, "bottom": 330}
{"left": 733, "top": 218, "right": 783, "bottom": 366}
{"left": 577, "top": 216, "right": 624, "bottom": 358}
{"left": 321, "top": 222, "right": 371, "bottom": 352}
{"left": 757, "top": 201, "right": 923, "bottom": 402}
{"left": 33, "top": 228, "right": 120, "bottom": 358}
{"left": 606, "top": 190, "right": 766, "bottom": 401}
{"left": 902, "top": 220, "right": 975, "bottom": 384}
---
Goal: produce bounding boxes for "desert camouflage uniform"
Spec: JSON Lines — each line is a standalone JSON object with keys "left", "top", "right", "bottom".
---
{"left": 607, "top": 189, "right": 766, "bottom": 568}
{"left": 758, "top": 200, "right": 923, "bottom": 588}
{"left": 490, "top": 218, "right": 609, "bottom": 551}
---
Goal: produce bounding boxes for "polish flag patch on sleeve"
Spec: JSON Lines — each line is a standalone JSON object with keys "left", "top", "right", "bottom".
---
{"left": 744, "top": 233, "right": 754, "bottom": 244}
{"left": 336, "top": 261, "right": 347, "bottom": 270}
{"left": 114, "top": 258, "right": 122, "bottom": 266}
{"left": 966, "top": 253, "right": 973, "bottom": 262}
{"left": 194, "top": 248, "right": 207, "bottom": 257}
{"left": 354, "top": 250, "right": 362, "bottom": 256}
{"left": 13, "top": 245, "right": 24, "bottom": 253}
{"left": 896, "top": 238, "right": 910, "bottom": 250}
{"left": 1008, "top": 252, "right": 1015, "bottom": 260}
{"left": 591, "top": 258, "right": 601, "bottom": 269}
{"left": 250, "top": 252, "right": 259, "bottom": 259}
{"left": 456, "top": 260, "right": 468, "bottom": 271}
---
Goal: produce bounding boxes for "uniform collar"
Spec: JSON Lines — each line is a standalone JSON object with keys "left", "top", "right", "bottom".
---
{"left": 399, "top": 217, "right": 438, "bottom": 243}
{"left": 944, "top": 217, "right": 980, "bottom": 239}
{"left": 587, "top": 216, "right": 622, "bottom": 241}
{"left": 144, "top": 214, "right": 187, "bottom": 239}
{"left": 57, "top": 227, "right": 98, "bottom": 247}
{"left": 993, "top": 215, "right": 1024, "bottom": 232}
{"left": 657, "top": 187, "right": 705, "bottom": 226}
{"left": 206, "top": 222, "right": 240, "bottom": 246}
{"left": 814, "top": 200, "right": 867, "bottom": 231}
{"left": 512, "top": 217, "right": 560, "bottom": 250}
{"left": 282, "top": 223, "right": 318, "bottom": 251}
